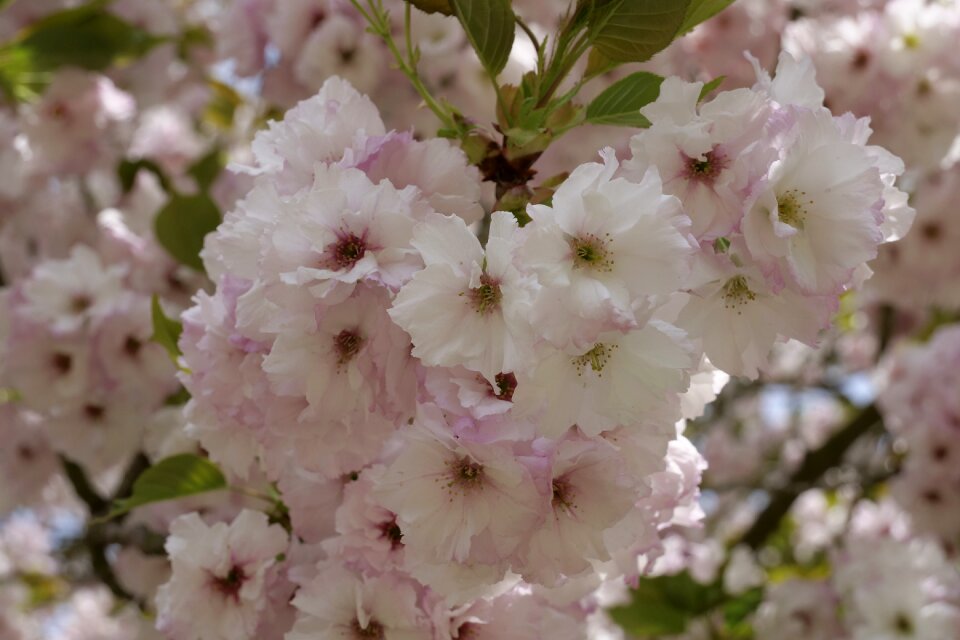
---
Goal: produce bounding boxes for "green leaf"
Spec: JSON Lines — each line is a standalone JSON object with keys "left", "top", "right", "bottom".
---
{"left": 15, "top": 1, "right": 162, "bottom": 72}
{"left": 406, "top": 0, "right": 453, "bottom": 15}
{"left": 154, "top": 193, "right": 221, "bottom": 272}
{"left": 585, "top": 71, "right": 664, "bottom": 127}
{"left": 699, "top": 75, "right": 725, "bottom": 101}
{"left": 723, "top": 587, "right": 764, "bottom": 626}
{"left": 678, "top": 0, "right": 737, "bottom": 35}
{"left": 608, "top": 572, "right": 725, "bottom": 636}
{"left": 204, "top": 79, "right": 244, "bottom": 130}
{"left": 450, "top": 0, "right": 516, "bottom": 76}
{"left": 105, "top": 454, "right": 227, "bottom": 519}
{"left": 118, "top": 158, "right": 172, "bottom": 194}
{"left": 588, "top": 0, "right": 692, "bottom": 63}
{"left": 164, "top": 386, "right": 191, "bottom": 406}
{"left": 150, "top": 295, "right": 182, "bottom": 361}
{"left": 187, "top": 147, "right": 225, "bottom": 192}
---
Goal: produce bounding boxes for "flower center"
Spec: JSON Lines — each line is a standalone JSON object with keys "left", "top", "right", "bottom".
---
{"left": 332, "top": 232, "right": 367, "bottom": 269}
{"left": 84, "top": 404, "right": 106, "bottom": 421}
{"left": 51, "top": 352, "right": 73, "bottom": 375}
{"left": 552, "top": 477, "right": 577, "bottom": 514}
{"left": 570, "top": 233, "right": 613, "bottom": 272}
{"left": 71, "top": 294, "right": 92, "bottom": 314}
{"left": 571, "top": 343, "right": 617, "bottom": 377}
{"left": 333, "top": 330, "right": 364, "bottom": 366}
{"left": 123, "top": 335, "right": 142, "bottom": 357}
{"left": 493, "top": 372, "right": 517, "bottom": 401}
{"left": 776, "top": 189, "right": 811, "bottom": 229}
{"left": 685, "top": 148, "right": 728, "bottom": 184}
{"left": 352, "top": 618, "right": 386, "bottom": 639}
{"left": 212, "top": 565, "right": 245, "bottom": 601}
{"left": 722, "top": 276, "right": 757, "bottom": 312}
{"left": 446, "top": 456, "right": 485, "bottom": 493}
{"left": 894, "top": 612, "right": 913, "bottom": 634}
{"left": 378, "top": 518, "right": 404, "bottom": 550}
{"left": 468, "top": 274, "right": 502, "bottom": 315}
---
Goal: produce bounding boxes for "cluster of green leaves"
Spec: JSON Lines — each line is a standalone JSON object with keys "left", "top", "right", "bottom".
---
{"left": 0, "top": 0, "right": 162, "bottom": 100}
{"left": 609, "top": 571, "right": 764, "bottom": 638}
{"left": 391, "top": 0, "right": 735, "bottom": 223}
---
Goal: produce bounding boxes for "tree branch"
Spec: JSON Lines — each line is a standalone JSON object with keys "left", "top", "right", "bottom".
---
{"left": 738, "top": 403, "right": 882, "bottom": 549}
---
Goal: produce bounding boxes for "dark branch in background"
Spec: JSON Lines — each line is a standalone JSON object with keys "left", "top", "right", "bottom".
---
{"left": 59, "top": 455, "right": 108, "bottom": 515}
{"left": 738, "top": 403, "right": 883, "bottom": 550}
{"left": 59, "top": 454, "right": 154, "bottom": 609}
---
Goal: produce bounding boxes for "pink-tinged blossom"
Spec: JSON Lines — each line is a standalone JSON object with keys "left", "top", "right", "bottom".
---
{"left": 179, "top": 282, "right": 272, "bottom": 479}
{"left": 522, "top": 149, "right": 697, "bottom": 350}
{"left": 322, "top": 465, "right": 406, "bottom": 572}
{"left": 156, "top": 510, "right": 289, "bottom": 640}
{"left": 22, "top": 70, "right": 134, "bottom": 175}
{"left": 286, "top": 563, "right": 431, "bottom": 640}
{"left": 754, "top": 579, "right": 845, "bottom": 640}
{"left": 438, "top": 588, "right": 589, "bottom": 640}
{"left": 18, "top": 245, "right": 126, "bottom": 334}
{"left": 357, "top": 133, "right": 484, "bottom": 224}
{"left": 0, "top": 407, "right": 59, "bottom": 514}
{"left": 261, "top": 164, "right": 421, "bottom": 305}
{"left": 373, "top": 405, "right": 542, "bottom": 566}
{"left": 262, "top": 287, "right": 402, "bottom": 422}
{"left": 390, "top": 212, "right": 535, "bottom": 383}
{"left": 742, "top": 107, "right": 888, "bottom": 296}
{"left": 625, "top": 77, "right": 773, "bottom": 240}
{"left": 518, "top": 436, "right": 638, "bottom": 586}
{"left": 513, "top": 321, "right": 695, "bottom": 436}
{"left": 294, "top": 14, "right": 385, "bottom": 94}
{"left": 236, "top": 76, "right": 385, "bottom": 189}
{"left": 676, "top": 243, "right": 834, "bottom": 379}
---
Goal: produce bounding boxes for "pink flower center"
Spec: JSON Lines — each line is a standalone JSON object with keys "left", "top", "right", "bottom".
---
{"left": 351, "top": 618, "right": 385, "bottom": 639}
{"left": 446, "top": 456, "right": 485, "bottom": 493}
{"left": 468, "top": 274, "right": 502, "bottom": 315}
{"left": 333, "top": 330, "right": 364, "bottom": 366}
{"left": 212, "top": 565, "right": 246, "bottom": 601}
{"left": 552, "top": 476, "right": 578, "bottom": 514}
{"left": 124, "top": 335, "right": 143, "bottom": 357}
{"left": 51, "top": 352, "right": 73, "bottom": 375}
{"left": 332, "top": 232, "right": 367, "bottom": 269}
{"left": 685, "top": 148, "right": 728, "bottom": 184}
{"left": 84, "top": 404, "right": 106, "bottom": 421}
{"left": 378, "top": 518, "right": 404, "bottom": 550}
{"left": 493, "top": 372, "right": 517, "bottom": 401}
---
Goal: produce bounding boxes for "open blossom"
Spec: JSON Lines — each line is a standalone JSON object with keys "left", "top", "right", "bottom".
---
{"left": 518, "top": 436, "right": 639, "bottom": 585}
{"left": 18, "top": 245, "right": 126, "bottom": 334}
{"left": 389, "top": 211, "right": 535, "bottom": 383}
{"left": 261, "top": 164, "right": 422, "bottom": 306}
{"left": 742, "top": 107, "right": 887, "bottom": 295}
{"left": 262, "top": 286, "right": 404, "bottom": 422}
{"left": 676, "top": 240, "right": 834, "bottom": 378}
{"left": 522, "top": 148, "right": 697, "bottom": 350}
{"left": 156, "top": 510, "right": 289, "bottom": 640}
{"left": 513, "top": 320, "right": 695, "bottom": 436}
{"left": 287, "top": 563, "right": 430, "bottom": 639}
{"left": 625, "top": 77, "right": 773, "bottom": 240}
{"left": 373, "top": 405, "right": 542, "bottom": 566}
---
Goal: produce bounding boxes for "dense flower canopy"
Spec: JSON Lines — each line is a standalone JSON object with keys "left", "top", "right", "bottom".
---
{"left": 0, "top": 1, "right": 959, "bottom": 639}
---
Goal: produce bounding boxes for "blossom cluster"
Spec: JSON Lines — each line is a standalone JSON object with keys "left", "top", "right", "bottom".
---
{"left": 879, "top": 324, "right": 960, "bottom": 541}
{"left": 755, "top": 498, "right": 960, "bottom": 640}
{"left": 166, "top": 41, "right": 911, "bottom": 636}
